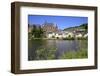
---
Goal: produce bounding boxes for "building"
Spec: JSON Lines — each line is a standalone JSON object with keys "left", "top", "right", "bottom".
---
{"left": 28, "top": 22, "right": 88, "bottom": 39}
{"left": 47, "top": 32, "right": 55, "bottom": 38}
{"left": 84, "top": 33, "right": 88, "bottom": 38}
{"left": 75, "top": 33, "right": 83, "bottom": 38}
{"left": 47, "top": 31, "right": 74, "bottom": 39}
{"left": 42, "top": 21, "right": 58, "bottom": 33}
{"left": 42, "top": 21, "right": 59, "bottom": 38}
{"left": 74, "top": 29, "right": 86, "bottom": 38}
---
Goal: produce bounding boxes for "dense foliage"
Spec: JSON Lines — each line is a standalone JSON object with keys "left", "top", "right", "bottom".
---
{"left": 60, "top": 49, "right": 87, "bottom": 59}
{"left": 64, "top": 23, "right": 88, "bottom": 32}
{"left": 31, "top": 25, "right": 44, "bottom": 38}
{"left": 35, "top": 47, "right": 57, "bottom": 60}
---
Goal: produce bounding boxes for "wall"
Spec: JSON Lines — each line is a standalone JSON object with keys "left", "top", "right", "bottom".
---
{"left": 0, "top": 0, "right": 100, "bottom": 76}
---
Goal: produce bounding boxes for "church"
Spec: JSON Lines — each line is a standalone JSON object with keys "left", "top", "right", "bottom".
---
{"left": 42, "top": 21, "right": 59, "bottom": 33}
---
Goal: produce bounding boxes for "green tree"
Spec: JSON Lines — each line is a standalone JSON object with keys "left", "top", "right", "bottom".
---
{"left": 31, "top": 25, "right": 44, "bottom": 38}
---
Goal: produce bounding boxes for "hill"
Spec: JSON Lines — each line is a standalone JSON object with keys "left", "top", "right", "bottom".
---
{"left": 63, "top": 23, "right": 88, "bottom": 32}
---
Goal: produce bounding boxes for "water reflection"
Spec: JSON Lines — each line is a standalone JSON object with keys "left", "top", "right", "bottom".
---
{"left": 28, "top": 39, "right": 87, "bottom": 60}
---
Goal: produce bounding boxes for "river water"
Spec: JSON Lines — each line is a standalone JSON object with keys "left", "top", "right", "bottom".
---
{"left": 28, "top": 39, "right": 87, "bottom": 60}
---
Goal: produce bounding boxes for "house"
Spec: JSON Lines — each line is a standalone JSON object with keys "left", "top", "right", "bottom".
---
{"left": 28, "top": 22, "right": 88, "bottom": 39}
{"left": 55, "top": 33, "right": 63, "bottom": 39}
{"left": 47, "top": 32, "right": 55, "bottom": 38}
{"left": 84, "top": 33, "right": 88, "bottom": 38}
{"left": 75, "top": 33, "right": 83, "bottom": 38}
{"left": 66, "top": 32, "right": 74, "bottom": 38}
{"left": 47, "top": 31, "right": 74, "bottom": 39}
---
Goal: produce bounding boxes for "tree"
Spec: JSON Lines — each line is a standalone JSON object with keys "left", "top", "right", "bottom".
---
{"left": 31, "top": 25, "right": 44, "bottom": 38}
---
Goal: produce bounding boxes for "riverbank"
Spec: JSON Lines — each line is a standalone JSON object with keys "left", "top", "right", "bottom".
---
{"left": 28, "top": 39, "right": 87, "bottom": 60}
{"left": 29, "top": 37, "right": 87, "bottom": 40}
{"left": 60, "top": 49, "right": 87, "bottom": 59}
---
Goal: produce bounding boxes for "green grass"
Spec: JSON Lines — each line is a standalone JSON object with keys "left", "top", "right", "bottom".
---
{"left": 35, "top": 48, "right": 87, "bottom": 60}
{"left": 60, "top": 49, "right": 88, "bottom": 59}
{"left": 35, "top": 47, "right": 57, "bottom": 60}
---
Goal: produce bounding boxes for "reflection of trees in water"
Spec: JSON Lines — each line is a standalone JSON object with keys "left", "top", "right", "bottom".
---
{"left": 28, "top": 39, "right": 57, "bottom": 60}
{"left": 35, "top": 40, "right": 57, "bottom": 60}
{"left": 28, "top": 39, "right": 46, "bottom": 60}
{"left": 78, "top": 40, "right": 88, "bottom": 51}
{"left": 28, "top": 39, "right": 88, "bottom": 60}
{"left": 60, "top": 40, "right": 88, "bottom": 59}
{"left": 35, "top": 47, "right": 57, "bottom": 60}
{"left": 70, "top": 40, "right": 88, "bottom": 52}
{"left": 70, "top": 40, "right": 79, "bottom": 51}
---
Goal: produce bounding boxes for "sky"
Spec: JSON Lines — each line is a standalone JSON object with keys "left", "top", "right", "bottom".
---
{"left": 28, "top": 15, "right": 88, "bottom": 30}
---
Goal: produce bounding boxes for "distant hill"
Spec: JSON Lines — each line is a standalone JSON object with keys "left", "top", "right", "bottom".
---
{"left": 63, "top": 23, "right": 88, "bottom": 32}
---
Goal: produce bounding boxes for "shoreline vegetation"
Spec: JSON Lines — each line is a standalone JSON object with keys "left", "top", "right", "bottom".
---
{"left": 28, "top": 22, "right": 88, "bottom": 60}
{"left": 28, "top": 39, "right": 88, "bottom": 60}
{"left": 35, "top": 47, "right": 57, "bottom": 60}
{"left": 31, "top": 46, "right": 87, "bottom": 60}
{"left": 60, "top": 49, "right": 88, "bottom": 59}
{"left": 28, "top": 23, "right": 88, "bottom": 40}
{"left": 29, "top": 37, "right": 87, "bottom": 40}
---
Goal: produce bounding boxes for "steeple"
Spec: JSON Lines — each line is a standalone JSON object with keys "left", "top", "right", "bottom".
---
{"left": 42, "top": 20, "right": 47, "bottom": 26}
{"left": 56, "top": 24, "right": 58, "bottom": 29}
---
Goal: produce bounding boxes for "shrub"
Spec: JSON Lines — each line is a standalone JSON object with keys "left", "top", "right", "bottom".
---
{"left": 35, "top": 47, "right": 57, "bottom": 60}
{"left": 63, "top": 37, "right": 75, "bottom": 40}
{"left": 60, "top": 49, "right": 88, "bottom": 59}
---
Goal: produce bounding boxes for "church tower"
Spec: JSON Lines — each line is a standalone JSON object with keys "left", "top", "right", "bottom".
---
{"left": 55, "top": 24, "right": 58, "bottom": 31}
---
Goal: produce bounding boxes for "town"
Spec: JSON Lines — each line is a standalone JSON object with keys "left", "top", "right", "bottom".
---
{"left": 28, "top": 21, "right": 88, "bottom": 40}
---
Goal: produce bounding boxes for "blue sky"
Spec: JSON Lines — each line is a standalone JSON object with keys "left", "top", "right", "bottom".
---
{"left": 28, "top": 15, "right": 88, "bottom": 30}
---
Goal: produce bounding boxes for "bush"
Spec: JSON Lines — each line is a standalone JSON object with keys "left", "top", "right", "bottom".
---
{"left": 35, "top": 47, "right": 57, "bottom": 60}
{"left": 63, "top": 37, "right": 75, "bottom": 40}
{"left": 77, "top": 37, "right": 87, "bottom": 40}
{"left": 60, "top": 49, "right": 88, "bottom": 59}
{"left": 52, "top": 36, "right": 55, "bottom": 38}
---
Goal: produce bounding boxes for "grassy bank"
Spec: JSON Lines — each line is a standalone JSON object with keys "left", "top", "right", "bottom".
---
{"left": 60, "top": 49, "right": 88, "bottom": 59}
{"left": 34, "top": 47, "right": 87, "bottom": 60}
{"left": 29, "top": 37, "right": 87, "bottom": 40}
{"left": 35, "top": 47, "right": 57, "bottom": 60}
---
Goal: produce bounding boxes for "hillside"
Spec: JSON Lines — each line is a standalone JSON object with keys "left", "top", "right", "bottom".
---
{"left": 63, "top": 23, "right": 88, "bottom": 32}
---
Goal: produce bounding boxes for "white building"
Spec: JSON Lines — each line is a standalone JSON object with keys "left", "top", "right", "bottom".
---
{"left": 84, "top": 33, "right": 88, "bottom": 38}
{"left": 66, "top": 32, "right": 74, "bottom": 38}
{"left": 55, "top": 33, "right": 63, "bottom": 39}
{"left": 47, "top": 32, "right": 55, "bottom": 38}
{"left": 75, "top": 33, "right": 83, "bottom": 38}
{"left": 47, "top": 31, "right": 74, "bottom": 39}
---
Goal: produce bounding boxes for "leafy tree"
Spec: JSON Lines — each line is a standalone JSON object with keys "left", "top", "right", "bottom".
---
{"left": 31, "top": 25, "right": 44, "bottom": 38}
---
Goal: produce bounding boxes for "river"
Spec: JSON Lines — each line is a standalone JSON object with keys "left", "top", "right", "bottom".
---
{"left": 28, "top": 39, "right": 87, "bottom": 60}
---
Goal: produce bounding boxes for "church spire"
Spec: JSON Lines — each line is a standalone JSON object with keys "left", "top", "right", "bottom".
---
{"left": 56, "top": 24, "right": 58, "bottom": 29}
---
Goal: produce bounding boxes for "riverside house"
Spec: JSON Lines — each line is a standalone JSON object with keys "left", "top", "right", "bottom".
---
{"left": 47, "top": 31, "right": 74, "bottom": 39}
{"left": 47, "top": 30, "right": 87, "bottom": 39}
{"left": 28, "top": 21, "right": 87, "bottom": 39}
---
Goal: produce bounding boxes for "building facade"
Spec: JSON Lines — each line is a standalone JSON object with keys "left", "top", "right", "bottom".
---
{"left": 28, "top": 22, "right": 87, "bottom": 39}
{"left": 42, "top": 21, "right": 58, "bottom": 33}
